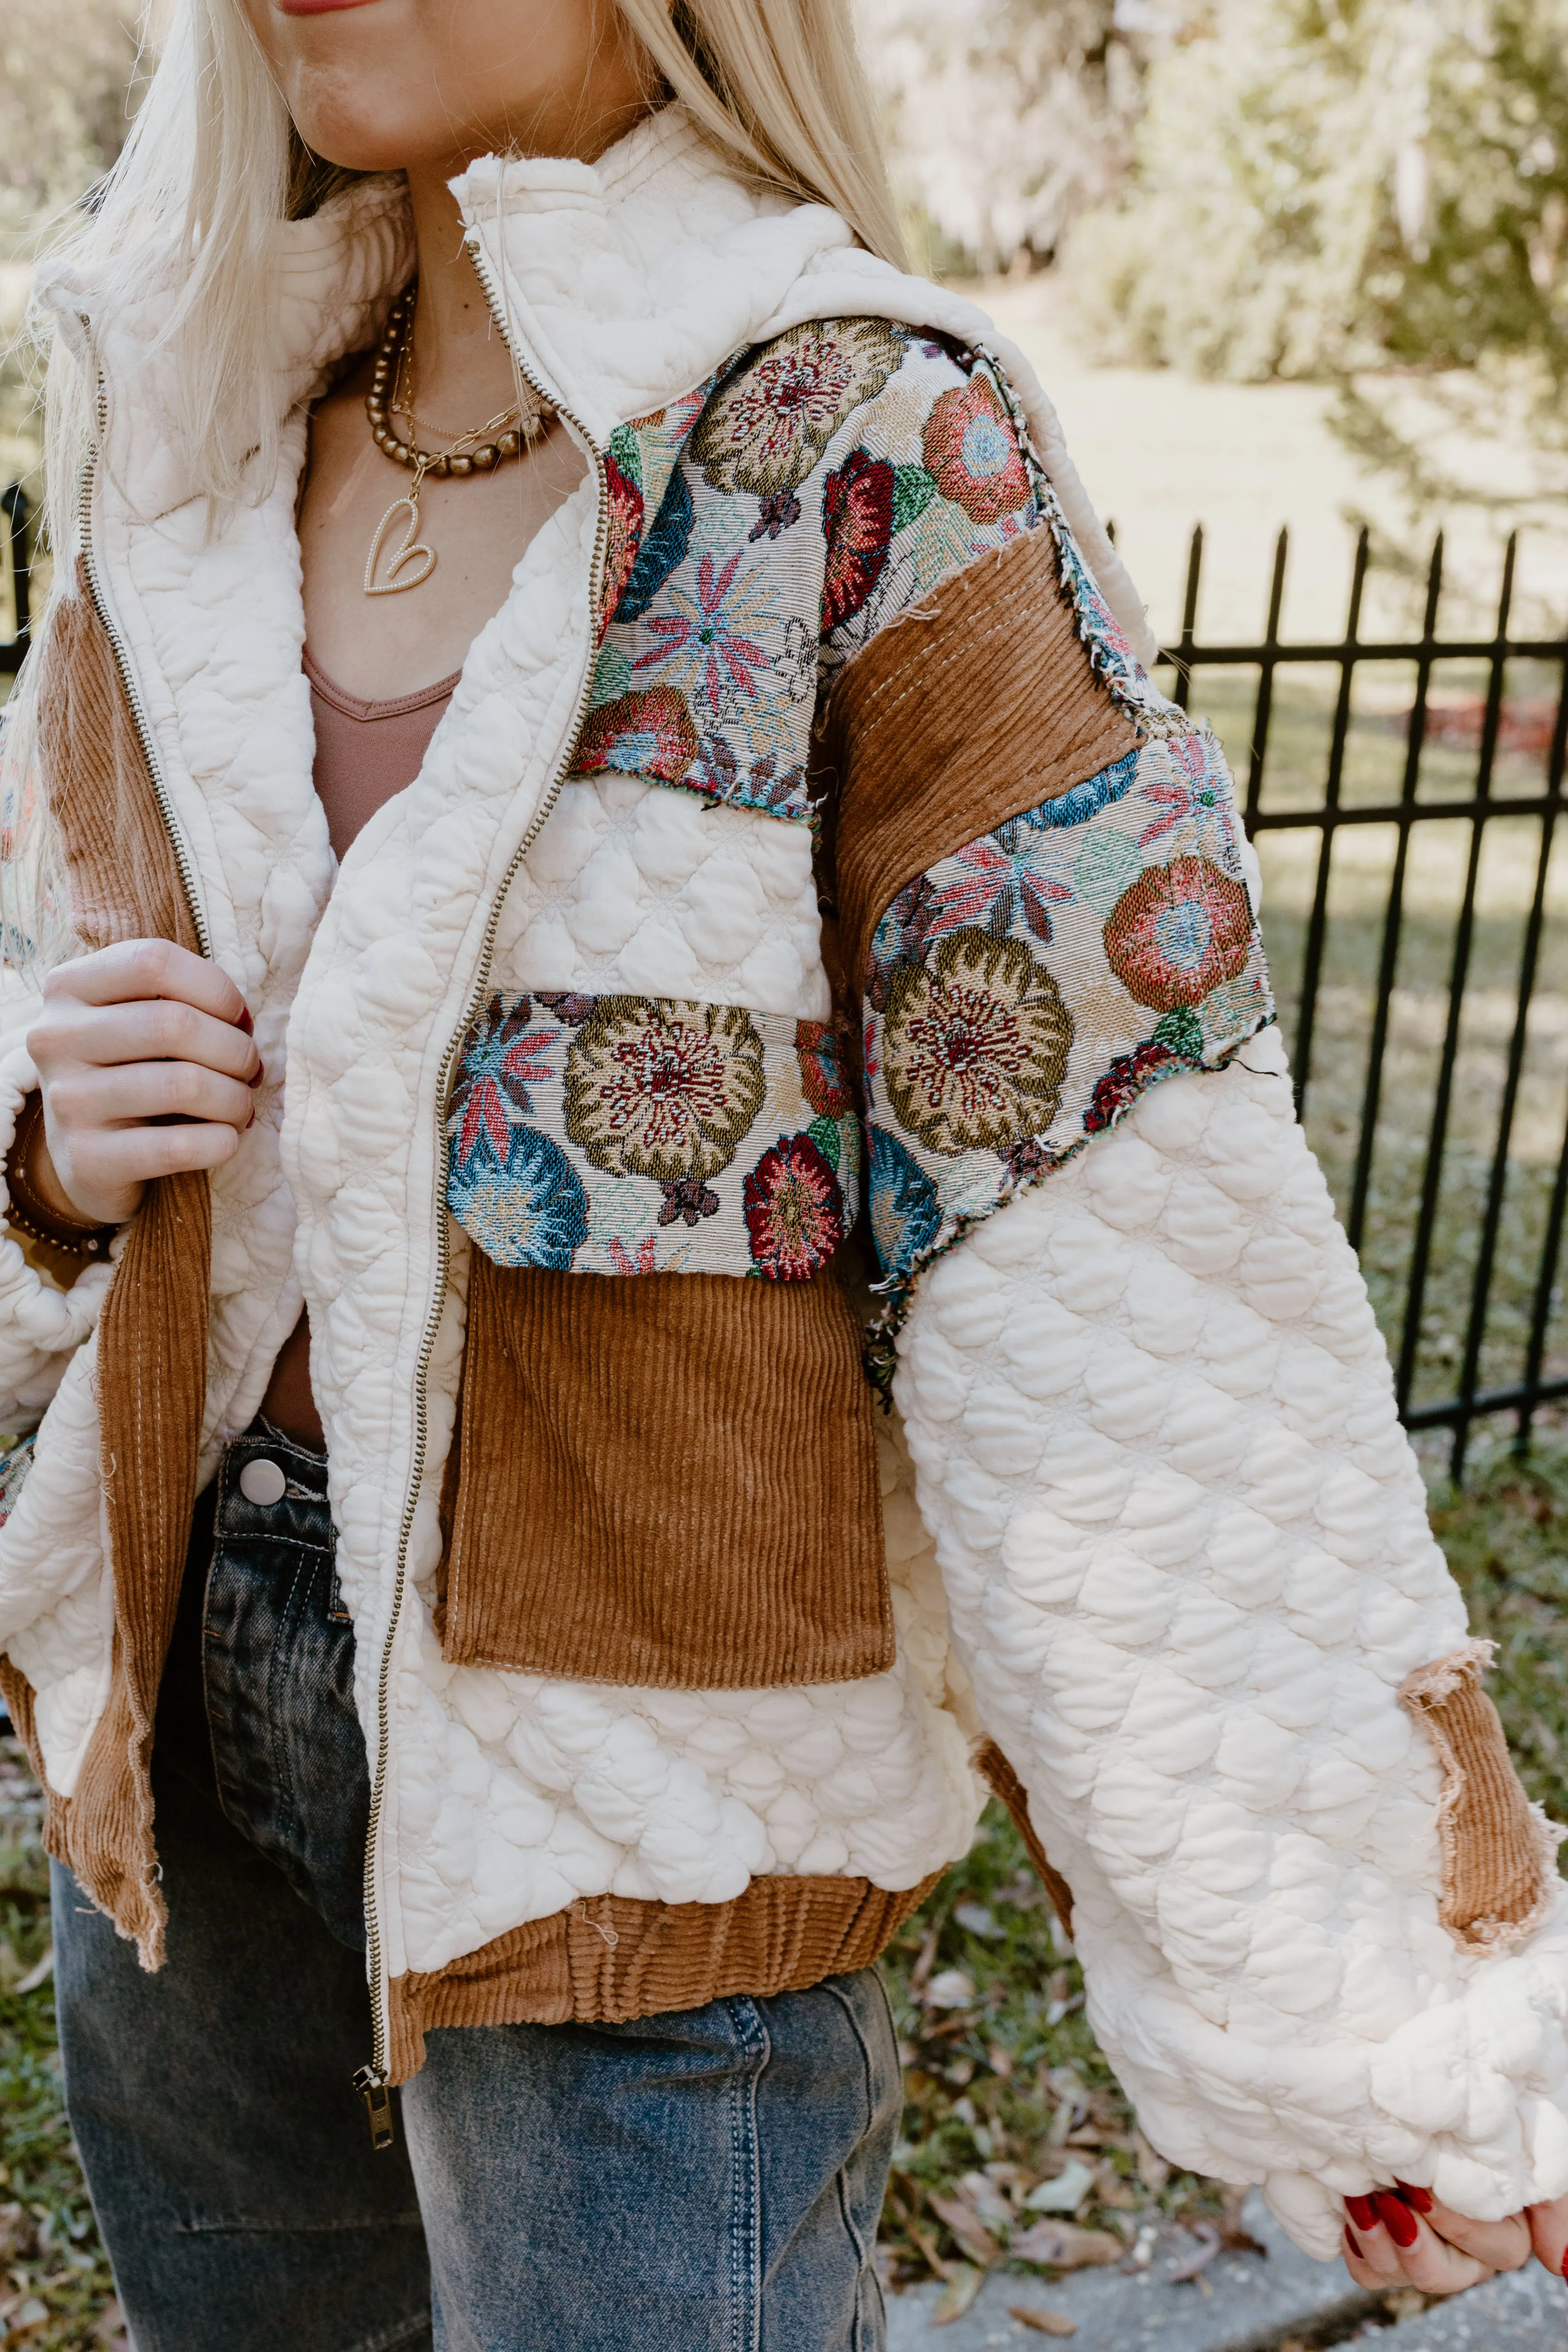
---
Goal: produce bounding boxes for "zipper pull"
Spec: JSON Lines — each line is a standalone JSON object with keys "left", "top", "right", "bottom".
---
{"left": 352, "top": 2065, "right": 396, "bottom": 2152}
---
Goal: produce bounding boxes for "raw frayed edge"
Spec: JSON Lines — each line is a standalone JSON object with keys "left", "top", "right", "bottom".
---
{"left": 1399, "top": 1641, "right": 1568, "bottom": 1956}
{"left": 983, "top": 355, "right": 1188, "bottom": 745}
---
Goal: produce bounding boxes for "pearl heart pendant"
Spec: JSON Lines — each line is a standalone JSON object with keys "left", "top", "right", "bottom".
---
{"left": 364, "top": 494, "right": 436, "bottom": 596}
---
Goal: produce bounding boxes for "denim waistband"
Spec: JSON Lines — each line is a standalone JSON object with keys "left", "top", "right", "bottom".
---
{"left": 159, "top": 1418, "right": 370, "bottom": 1951}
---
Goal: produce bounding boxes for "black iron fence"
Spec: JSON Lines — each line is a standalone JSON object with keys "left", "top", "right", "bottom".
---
{"left": 1161, "top": 523, "right": 1568, "bottom": 1480}
{"left": 3, "top": 485, "right": 1567, "bottom": 1479}
{"left": 0, "top": 485, "right": 29, "bottom": 674}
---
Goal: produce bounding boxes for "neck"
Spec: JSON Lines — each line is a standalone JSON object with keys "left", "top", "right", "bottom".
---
{"left": 398, "top": 86, "right": 653, "bottom": 424}
{"left": 399, "top": 169, "right": 518, "bottom": 427}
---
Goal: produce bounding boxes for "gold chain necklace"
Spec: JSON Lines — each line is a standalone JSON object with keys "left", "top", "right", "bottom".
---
{"left": 362, "top": 283, "right": 556, "bottom": 597}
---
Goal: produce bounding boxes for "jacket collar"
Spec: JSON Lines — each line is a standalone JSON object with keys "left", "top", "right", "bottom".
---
{"left": 35, "top": 104, "right": 1153, "bottom": 659}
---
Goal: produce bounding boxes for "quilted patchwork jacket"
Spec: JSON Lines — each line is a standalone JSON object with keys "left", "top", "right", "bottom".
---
{"left": 1, "top": 105, "right": 1567, "bottom": 2257}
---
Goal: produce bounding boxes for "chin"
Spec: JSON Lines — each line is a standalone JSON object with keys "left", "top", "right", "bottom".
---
{"left": 289, "top": 88, "right": 475, "bottom": 176}
{"left": 273, "top": 27, "right": 491, "bottom": 174}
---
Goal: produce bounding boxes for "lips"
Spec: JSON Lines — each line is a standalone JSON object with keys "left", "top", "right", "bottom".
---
{"left": 275, "top": 0, "right": 383, "bottom": 15}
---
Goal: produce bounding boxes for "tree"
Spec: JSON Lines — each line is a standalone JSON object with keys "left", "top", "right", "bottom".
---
{"left": 856, "top": 0, "right": 1171, "bottom": 273}
{"left": 0, "top": 0, "right": 143, "bottom": 260}
{"left": 1060, "top": 0, "right": 1568, "bottom": 414}
{"left": 1, "top": 0, "right": 143, "bottom": 480}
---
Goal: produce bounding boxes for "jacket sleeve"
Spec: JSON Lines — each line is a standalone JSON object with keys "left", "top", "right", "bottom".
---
{"left": 829, "top": 504, "right": 1568, "bottom": 2257}
{"left": 0, "top": 682, "right": 115, "bottom": 1438}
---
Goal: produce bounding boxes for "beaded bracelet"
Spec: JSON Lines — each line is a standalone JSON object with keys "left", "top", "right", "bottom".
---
{"left": 6, "top": 1093, "right": 119, "bottom": 1260}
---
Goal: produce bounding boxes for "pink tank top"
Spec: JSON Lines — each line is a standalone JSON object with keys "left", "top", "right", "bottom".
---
{"left": 261, "top": 652, "right": 461, "bottom": 1448}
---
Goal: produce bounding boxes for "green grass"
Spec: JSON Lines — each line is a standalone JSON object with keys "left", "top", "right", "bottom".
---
{"left": 0, "top": 1757, "right": 118, "bottom": 2350}
{"left": 1183, "top": 662, "right": 1568, "bottom": 1436}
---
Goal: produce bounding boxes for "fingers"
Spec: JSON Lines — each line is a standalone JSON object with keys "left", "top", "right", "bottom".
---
{"left": 1421, "top": 2192, "right": 1531, "bottom": 2274}
{"left": 1527, "top": 2189, "right": 1568, "bottom": 2278}
{"left": 43, "top": 940, "right": 247, "bottom": 1026}
{"left": 18, "top": 1115, "right": 243, "bottom": 1232}
{"left": 1341, "top": 2195, "right": 1493, "bottom": 2297}
{"left": 87, "top": 1121, "right": 243, "bottom": 1181}
{"left": 22, "top": 947, "right": 259, "bottom": 1231}
{"left": 47, "top": 1060, "right": 258, "bottom": 1137}
{"left": 31, "top": 996, "right": 261, "bottom": 1087}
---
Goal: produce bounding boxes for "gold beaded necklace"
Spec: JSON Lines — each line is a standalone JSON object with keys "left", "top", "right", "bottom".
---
{"left": 362, "top": 283, "right": 556, "bottom": 597}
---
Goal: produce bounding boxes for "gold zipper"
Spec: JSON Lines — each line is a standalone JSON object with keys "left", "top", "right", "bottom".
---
{"left": 80, "top": 383, "right": 211, "bottom": 960}
{"left": 355, "top": 232, "right": 611, "bottom": 2136}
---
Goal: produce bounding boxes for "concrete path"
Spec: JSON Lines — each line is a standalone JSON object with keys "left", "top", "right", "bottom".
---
{"left": 1385, "top": 2261, "right": 1568, "bottom": 2350}
{"left": 883, "top": 2193, "right": 1568, "bottom": 2352}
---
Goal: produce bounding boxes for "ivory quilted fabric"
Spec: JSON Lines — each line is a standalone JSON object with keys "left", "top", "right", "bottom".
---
{"left": 897, "top": 1027, "right": 1568, "bottom": 2251}
{"left": 0, "top": 104, "right": 1562, "bottom": 2255}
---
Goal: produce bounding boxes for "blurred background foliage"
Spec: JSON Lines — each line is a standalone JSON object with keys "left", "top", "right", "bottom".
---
{"left": 862, "top": 0, "right": 1568, "bottom": 515}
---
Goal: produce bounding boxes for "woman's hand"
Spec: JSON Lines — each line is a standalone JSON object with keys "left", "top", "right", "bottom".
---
{"left": 1526, "top": 2189, "right": 1568, "bottom": 2280}
{"left": 25, "top": 940, "right": 261, "bottom": 1227}
{"left": 1342, "top": 2185, "right": 1531, "bottom": 2296}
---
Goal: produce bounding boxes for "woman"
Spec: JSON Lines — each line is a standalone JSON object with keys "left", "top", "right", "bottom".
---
{"left": 0, "top": 0, "right": 1565, "bottom": 2343}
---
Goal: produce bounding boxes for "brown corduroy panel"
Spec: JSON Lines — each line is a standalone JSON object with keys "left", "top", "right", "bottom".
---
{"left": 818, "top": 526, "right": 1143, "bottom": 1000}
{"left": 385, "top": 1869, "right": 941, "bottom": 2082}
{"left": 1400, "top": 1642, "right": 1561, "bottom": 1952}
{"left": 441, "top": 1254, "right": 890, "bottom": 1688}
{"left": 974, "top": 1739, "right": 1075, "bottom": 1937}
{"left": 34, "top": 570, "right": 202, "bottom": 956}
{"left": 89, "top": 1169, "right": 212, "bottom": 1962}
{"left": 1, "top": 584, "right": 214, "bottom": 1964}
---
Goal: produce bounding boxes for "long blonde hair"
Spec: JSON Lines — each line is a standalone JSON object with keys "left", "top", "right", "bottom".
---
{"left": 35, "top": 0, "right": 904, "bottom": 555}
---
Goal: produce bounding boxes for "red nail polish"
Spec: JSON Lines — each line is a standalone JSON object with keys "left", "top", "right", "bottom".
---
{"left": 1345, "top": 2195, "right": 1379, "bottom": 2231}
{"left": 1561, "top": 2245, "right": 1568, "bottom": 2284}
{"left": 236, "top": 1007, "right": 253, "bottom": 1035}
{"left": 1345, "top": 2227, "right": 1362, "bottom": 2260}
{"left": 1395, "top": 2180, "right": 1433, "bottom": 2215}
{"left": 1375, "top": 2192, "right": 1418, "bottom": 2248}
{"left": 248, "top": 1060, "right": 265, "bottom": 1090}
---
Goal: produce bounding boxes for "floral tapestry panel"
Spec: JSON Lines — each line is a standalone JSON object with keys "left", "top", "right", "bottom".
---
{"left": 862, "top": 726, "right": 1274, "bottom": 1295}
{"left": 447, "top": 992, "right": 860, "bottom": 1283}
{"left": 576, "top": 329, "right": 1057, "bottom": 828}
{"left": 0, "top": 1434, "right": 34, "bottom": 1532}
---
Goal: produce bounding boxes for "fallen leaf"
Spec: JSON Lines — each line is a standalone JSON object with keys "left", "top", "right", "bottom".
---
{"left": 1132, "top": 2130, "right": 1171, "bottom": 2194}
{"left": 1010, "top": 2220, "right": 1122, "bottom": 2271}
{"left": 1124, "top": 2222, "right": 1158, "bottom": 2273}
{"left": 14, "top": 1945, "right": 52, "bottom": 1995}
{"left": 906, "top": 2220, "right": 951, "bottom": 2283}
{"left": 925, "top": 1968, "right": 977, "bottom": 2010}
{"left": 1167, "top": 2222, "right": 1222, "bottom": 2283}
{"left": 932, "top": 2263, "right": 984, "bottom": 2324}
{"left": 1008, "top": 2309, "right": 1077, "bottom": 2338}
{"left": 910, "top": 1924, "right": 940, "bottom": 1993}
{"left": 1218, "top": 2186, "right": 1266, "bottom": 2255}
{"left": 928, "top": 2192, "right": 1000, "bottom": 2268}
{"left": 954, "top": 1902, "right": 1001, "bottom": 1938}
{"left": 1024, "top": 2160, "right": 1096, "bottom": 2216}
{"left": 955, "top": 2171, "right": 1014, "bottom": 2232}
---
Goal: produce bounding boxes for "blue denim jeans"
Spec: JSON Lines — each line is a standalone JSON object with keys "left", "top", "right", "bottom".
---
{"left": 52, "top": 1421, "right": 900, "bottom": 2352}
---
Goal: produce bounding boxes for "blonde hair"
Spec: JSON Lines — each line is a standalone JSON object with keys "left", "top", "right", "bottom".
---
{"left": 35, "top": 0, "right": 904, "bottom": 553}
